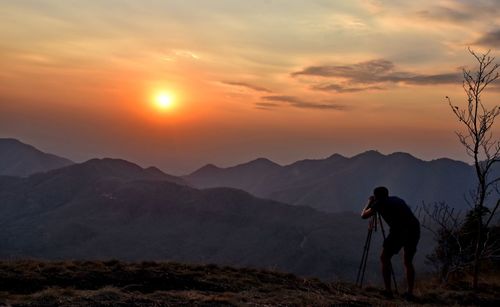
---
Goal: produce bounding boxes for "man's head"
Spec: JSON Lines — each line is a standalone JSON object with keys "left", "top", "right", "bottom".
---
{"left": 373, "top": 186, "right": 389, "bottom": 200}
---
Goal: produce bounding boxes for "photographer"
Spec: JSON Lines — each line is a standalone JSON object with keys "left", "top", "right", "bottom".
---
{"left": 361, "top": 186, "right": 420, "bottom": 299}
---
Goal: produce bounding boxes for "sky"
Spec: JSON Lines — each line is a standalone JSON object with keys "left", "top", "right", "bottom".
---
{"left": 1, "top": 0, "right": 500, "bottom": 174}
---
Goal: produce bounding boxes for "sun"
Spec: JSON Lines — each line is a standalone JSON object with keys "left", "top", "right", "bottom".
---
{"left": 154, "top": 92, "right": 175, "bottom": 111}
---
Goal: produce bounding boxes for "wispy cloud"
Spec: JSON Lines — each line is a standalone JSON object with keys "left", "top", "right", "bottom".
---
{"left": 293, "top": 59, "right": 391, "bottom": 78}
{"left": 416, "top": 7, "right": 474, "bottom": 23}
{"left": 293, "top": 59, "right": 462, "bottom": 92}
{"left": 260, "top": 95, "right": 345, "bottom": 110}
{"left": 415, "top": 1, "right": 500, "bottom": 24}
{"left": 313, "top": 83, "right": 385, "bottom": 93}
{"left": 162, "top": 49, "right": 201, "bottom": 62}
{"left": 475, "top": 29, "right": 500, "bottom": 47}
{"left": 255, "top": 102, "right": 280, "bottom": 110}
{"left": 221, "top": 81, "right": 272, "bottom": 93}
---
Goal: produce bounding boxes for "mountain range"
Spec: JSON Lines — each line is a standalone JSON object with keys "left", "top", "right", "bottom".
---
{"left": 185, "top": 151, "right": 479, "bottom": 212}
{"left": 0, "top": 157, "right": 392, "bottom": 280}
{"left": 0, "top": 138, "right": 73, "bottom": 177}
{"left": 0, "top": 138, "right": 461, "bottom": 281}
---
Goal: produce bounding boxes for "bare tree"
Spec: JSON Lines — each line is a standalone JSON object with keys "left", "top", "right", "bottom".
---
{"left": 419, "top": 202, "right": 466, "bottom": 282}
{"left": 446, "top": 48, "right": 500, "bottom": 289}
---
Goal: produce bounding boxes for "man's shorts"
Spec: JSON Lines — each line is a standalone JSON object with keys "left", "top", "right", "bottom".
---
{"left": 383, "top": 225, "right": 420, "bottom": 256}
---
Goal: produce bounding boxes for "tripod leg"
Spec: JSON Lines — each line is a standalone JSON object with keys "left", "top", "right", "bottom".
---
{"left": 359, "top": 229, "right": 373, "bottom": 287}
{"left": 356, "top": 227, "right": 373, "bottom": 286}
{"left": 356, "top": 230, "right": 369, "bottom": 285}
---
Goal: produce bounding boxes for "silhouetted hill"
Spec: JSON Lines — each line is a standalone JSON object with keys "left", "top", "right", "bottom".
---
{"left": 188, "top": 157, "right": 282, "bottom": 193}
{"left": 0, "top": 158, "right": 398, "bottom": 281}
{"left": 0, "top": 158, "right": 187, "bottom": 223}
{"left": 186, "top": 150, "right": 477, "bottom": 212}
{"left": 0, "top": 138, "right": 73, "bottom": 177}
{"left": 36, "top": 158, "right": 187, "bottom": 186}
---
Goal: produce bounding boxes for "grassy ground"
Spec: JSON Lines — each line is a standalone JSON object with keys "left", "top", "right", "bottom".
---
{"left": 0, "top": 260, "right": 498, "bottom": 306}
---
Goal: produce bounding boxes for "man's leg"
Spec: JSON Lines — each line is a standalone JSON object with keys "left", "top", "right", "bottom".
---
{"left": 380, "top": 248, "right": 393, "bottom": 292}
{"left": 403, "top": 250, "right": 416, "bottom": 294}
{"left": 403, "top": 226, "right": 420, "bottom": 296}
{"left": 381, "top": 232, "right": 401, "bottom": 294}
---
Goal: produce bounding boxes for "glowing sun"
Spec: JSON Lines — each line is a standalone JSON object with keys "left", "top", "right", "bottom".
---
{"left": 154, "top": 92, "right": 175, "bottom": 111}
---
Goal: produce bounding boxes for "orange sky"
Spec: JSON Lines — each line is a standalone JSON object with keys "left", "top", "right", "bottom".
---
{"left": 1, "top": 1, "right": 499, "bottom": 174}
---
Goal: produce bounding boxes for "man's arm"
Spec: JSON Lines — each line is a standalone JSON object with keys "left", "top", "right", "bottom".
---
{"left": 361, "top": 196, "right": 376, "bottom": 219}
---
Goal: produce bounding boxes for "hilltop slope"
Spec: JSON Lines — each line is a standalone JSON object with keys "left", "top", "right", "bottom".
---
{"left": 0, "top": 260, "right": 498, "bottom": 306}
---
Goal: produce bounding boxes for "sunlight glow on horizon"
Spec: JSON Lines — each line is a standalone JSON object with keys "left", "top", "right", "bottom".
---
{"left": 1, "top": 1, "right": 499, "bottom": 173}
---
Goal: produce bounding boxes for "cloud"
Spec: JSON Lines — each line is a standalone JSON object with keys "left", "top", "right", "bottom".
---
{"left": 261, "top": 95, "right": 345, "bottom": 110}
{"left": 293, "top": 59, "right": 394, "bottom": 80}
{"left": 475, "top": 29, "right": 500, "bottom": 47}
{"left": 293, "top": 59, "right": 462, "bottom": 92}
{"left": 398, "top": 73, "right": 462, "bottom": 85}
{"left": 255, "top": 102, "right": 280, "bottom": 110}
{"left": 221, "top": 81, "right": 273, "bottom": 93}
{"left": 312, "top": 83, "right": 385, "bottom": 93}
{"left": 416, "top": 7, "right": 474, "bottom": 23}
{"left": 415, "top": 1, "right": 500, "bottom": 24}
{"left": 163, "top": 49, "right": 201, "bottom": 62}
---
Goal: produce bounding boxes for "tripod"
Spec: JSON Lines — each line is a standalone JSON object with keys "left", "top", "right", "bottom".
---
{"left": 355, "top": 214, "right": 398, "bottom": 293}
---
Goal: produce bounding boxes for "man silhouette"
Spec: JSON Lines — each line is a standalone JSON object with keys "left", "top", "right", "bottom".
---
{"left": 361, "top": 186, "right": 420, "bottom": 299}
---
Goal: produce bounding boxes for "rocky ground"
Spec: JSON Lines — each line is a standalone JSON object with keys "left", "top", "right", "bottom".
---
{"left": 0, "top": 260, "right": 498, "bottom": 306}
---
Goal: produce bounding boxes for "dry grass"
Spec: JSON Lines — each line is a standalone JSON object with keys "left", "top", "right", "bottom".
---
{"left": 0, "top": 260, "right": 498, "bottom": 306}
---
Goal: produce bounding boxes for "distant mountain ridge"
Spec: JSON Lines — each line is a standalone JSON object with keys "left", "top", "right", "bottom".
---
{"left": 0, "top": 138, "right": 73, "bottom": 177}
{"left": 185, "top": 150, "right": 479, "bottom": 212}
{"left": 0, "top": 157, "right": 388, "bottom": 280}
{"left": 188, "top": 157, "right": 282, "bottom": 193}
{"left": 0, "top": 138, "right": 483, "bottom": 213}
{"left": 35, "top": 157, "right": 188, "bottom": 186}
{"left": 0, "top": 142, "right": 438, "bottom": 280}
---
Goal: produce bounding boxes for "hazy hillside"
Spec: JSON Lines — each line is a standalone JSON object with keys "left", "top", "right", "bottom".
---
{"left": 185, "top": 150, "right": 478, "bottom": 212}
{"left": 188, "top": 158, "right": 282, "bottom": 193}
{"left": 0, "top": 158, "right": 422, "bottom": 281}
{"left": 0, "top": 138, "right": 73, "bottom": 177}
